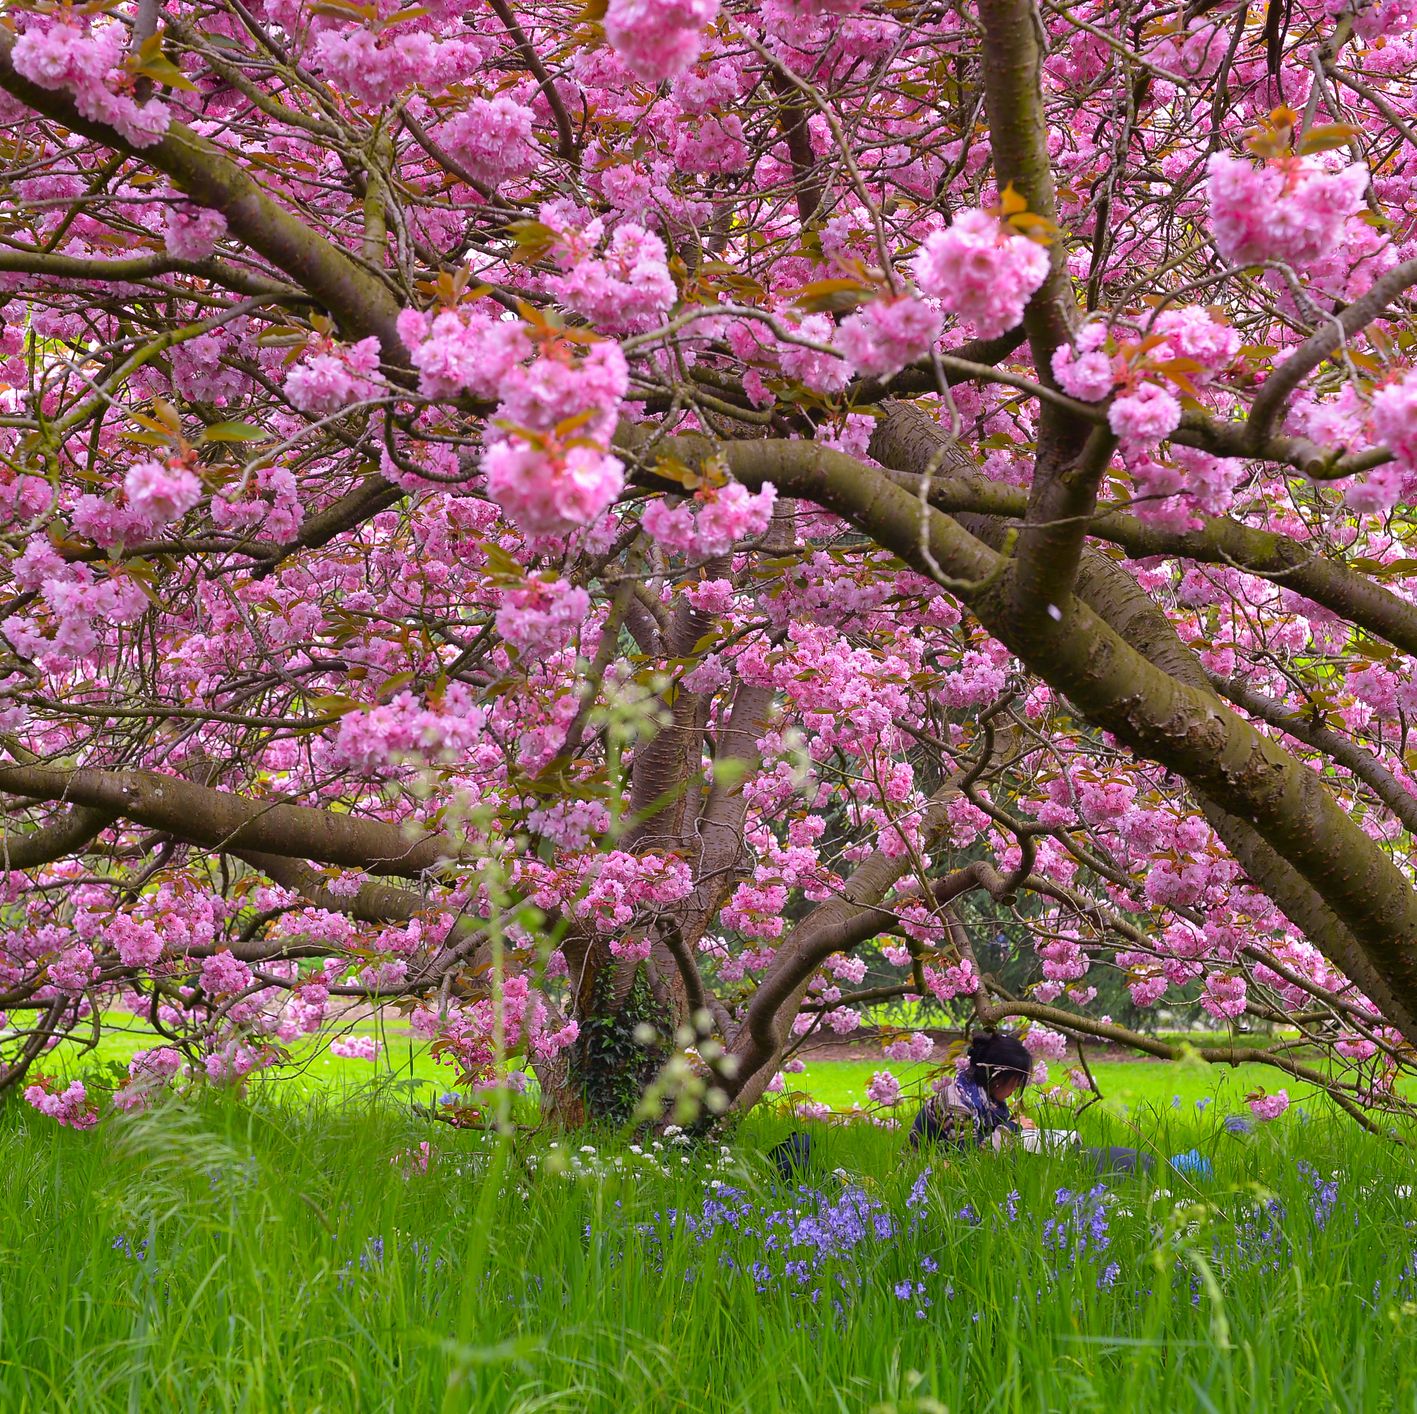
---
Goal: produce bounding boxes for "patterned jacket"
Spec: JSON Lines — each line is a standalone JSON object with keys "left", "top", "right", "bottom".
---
{"left": 910, "top": 1073, "right": 1019, "bottom": 1151}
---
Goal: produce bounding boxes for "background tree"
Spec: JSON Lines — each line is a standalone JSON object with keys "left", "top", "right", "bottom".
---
{"left": 3, "top": 0, "right": 1417, "bottom": 1129}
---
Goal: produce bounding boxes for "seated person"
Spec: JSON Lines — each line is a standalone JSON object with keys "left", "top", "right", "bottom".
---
{"left": 911, "top": 1031, "right": 1033, "bottom": 1151}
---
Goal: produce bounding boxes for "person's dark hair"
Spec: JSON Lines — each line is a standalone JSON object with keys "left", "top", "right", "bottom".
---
{"left": 965, "top": 1031, "right": 1033, "bottom": 1095}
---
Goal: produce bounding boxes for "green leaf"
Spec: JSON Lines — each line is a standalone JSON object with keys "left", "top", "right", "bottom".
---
{"left": 1297, "top": 123, "right": 1359, "bottom": 155}
{"left": 786, "top": 277, "right": 870, "bottom": 314}
{"left": 305, "top": 694, "right": 365, "bottom": 717}
{"left": 199, "top": 421, "right": 269, "bottom": 444}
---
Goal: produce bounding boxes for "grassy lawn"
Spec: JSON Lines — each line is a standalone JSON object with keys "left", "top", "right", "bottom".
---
{"left": 3, "top": 1087, "right": 1416, "bottom": 1411}
{"left": 60, "top": 1016, "right": 1340, "bottom": 1126}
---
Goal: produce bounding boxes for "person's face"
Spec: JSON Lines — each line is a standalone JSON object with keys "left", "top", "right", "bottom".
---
{"left": 990, "top": 1072, "right": 1023, "bottom": 1103}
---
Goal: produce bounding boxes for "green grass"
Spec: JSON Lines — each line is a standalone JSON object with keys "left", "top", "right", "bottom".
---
{"left": 3, "top": 1087, "right": 1417, "bottom": 1412}
{"left": 62, "top": 1010, "right": 1322, "bottom": 1120}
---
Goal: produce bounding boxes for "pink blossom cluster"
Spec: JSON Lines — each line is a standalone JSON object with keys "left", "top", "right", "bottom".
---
{"left": 203, "top": 1041, "right": 270, "bottom": 1085}
{"left": 398, "top": 305, "right": 630, "bottom": 533}
{"left": 391, "top": 1140, "right": 433, "bottom": 1176}
{"left": 642, "top": 482, "right": 777, "bottom": 556}
{"left": 604, "top": 0, "right": 720, "bottom": 84}
{"left": 322, "top": 684, "right": 487, "bottom": 775}
{"left": 835, "top": 297, "right": 943, "bottom": 379}
{"left": 1368, "top": 368, "right": 1417, "bottom": 491}
{"left": 285, "top": 336, "right": 383, "bottom": 416}
{"left": 310, "top": 27, "right": 486, "bottom": 108}
{"left": 13, "top": 20, "right": 171, "bottom": 147}
{"left": 24, "top": 1078, "right": 98, "bottom": 1129}
{"left": 201, "top": 950, "right": 254, "bottom": 996}
{"left": 922, "top": 957, "right": 979, "bottom": 1001}
{"left": 163, "top": 206, "right": 229, "bottom": 262}
{"left": 777, "top": 314, "right": 852, "bottom": 394}
{"left": 1108, "top": 381, "right": 1182, "bottom": 452}
{"left": 113, "top": 1047, "right": 185, "bottom": 1112}
{"left": 1051, "top": 322, "right": 1119, "bottom": 402}
{"left": 1353, "top": 0, "right": 1417, "bottom": 38}
{"left": 1151, "top": 306, "right": 1240, "bottom": 378}
{"left": 496, "top": 576, "right": 592, "bottom": 655}
{"left": 865, "top": 1069, "right": 901, "bottom": 1105}
{"left": 413, "top": 974, "right": 579, "bottom": 1089}
{"left": 547, "top": 222, "right": 678, "bottom": 335}
{"left": 397, "top": 307, "right": 533, "bottom": 402}
{"left": 3, "top": 546, "right": 149, "bottom": 672}
{"left": 1206, "top": 153, "right": 1369, "bottom": 270}
{"left": 484, "top": 440, "right": 626, "bottom": 536}
{"left": 521, "top": 849, "right": 694, "bottom": 932}
{"left": 330, "top": 1034, "right": 380, "bottom": 1060}
{"left": 913, "top": 209, "right": 1050, "bottom": 339}
{"left": 129, "top": 458, "right": 203, "bottom": 526}
{"left": 1024, "top": 1024, "right": 1069, "bottom": 1062}
{"left": 67, "top": 458, "right": 202, "bottom": 551}
{"left": 171, "top": 324, "right": 254, "bottom": 405}
{"left": 1052, "top": 309, "right": 1240, "bottom": 407}
{"left": 441, "top": 95, "right": 540, "bottom": 187}
{"left": 883, "top": 1031, "right": 935, "bottom": 1061}
{"left": 727, "top": 313, "right": 851, "bottom": 401}
{"left": 1123, "top": 447, "right": 1245, "bottom": 531}
{"left": 1201, "top": 971, "right": 1247, "bottom": 1019}
{"left": 673, "top": 113, "right": 749, "bottom": 174}
{"left": 1248, "top": 1088, "right": 1290, "bottom": 1121}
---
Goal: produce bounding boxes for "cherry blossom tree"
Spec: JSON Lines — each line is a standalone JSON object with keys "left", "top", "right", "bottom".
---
{"left": 4, "top": 0, "right": 1417, "bottom": 1129}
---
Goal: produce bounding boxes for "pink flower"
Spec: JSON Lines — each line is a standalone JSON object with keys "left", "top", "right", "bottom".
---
{"left": 330, "top": 1034, "right": 380, "bottom": 1060}
{"left": 835, "top": 297, "right": 943, "bottom": 379}
{"left": 642, "top": 482, "right": 777, "bottom": 556}
{"left": 1052, "top": 336, "right": 1118, "bottom": 401}
{"left": 483, "top": 438, "right": 626, "bottom": 535}
{"left": 391, "top": 1141, "right": 432, "bottom": 1176}
{"left": 285, "top": 336, "right": 383, "bottom": 415}
{"left": 1353, "top": 0, "right": 1417, "bottom": 39}
{"left": 496, "top": 576, "right": 591, "bottom": 654}
{"left": 13, "top": 20, "right": 171, "bottom": 148}
{"left": 163, "top": 206, "right": 229, "bottom": 261}
{"left": 322, "top": 685, "right": 486, "bottom": 775}
{"left": 1108, "top": 382, "right": 1181, "bottom": 450}
{"left": 1201, "top": 971, "right": 1247, "bottom": 1019}
{"left": 1151, "top": 306, "right": 1239, "bottom": 383}
{"left": 777, "top": 313, "right": 851, "bottom": 393}
{"left": 111, "top": 917, "right": 164, "bottom": 969}
{"left": 398, "top": 308, "right": 532, "bottom": 402}
{"left": 124, "top": 460, "right": 202, "bottom": 526}
{"left": 1370, "top": 369, "right": 1417, "bottom": 475}
{"left": 310, "top": 28, "right": 485, "bottom": 107}
{"left": 1206, "top": 153, "right": 1368, "bottom": 270}
{"left": 605, "top": 0, "right": 720, "bottom": 84}
{"left": 1025, "top": 1024, "right": 1069, "bottom": 1062}
{"left": 883, "top": 1031, "right": 935, "bottom": 1061}
{"left": 24, "top": 1078, "right": 98, "bottom": 1129}
{"left": 549, "top": 223, "right": 677, "bottom": 335}
{"left": 113, "top": 1047, "right": 184, "bottom": 1111}
{"left": 496, "top": 341, "right": 629, "bottom": 444}
{"left": 1248, "top": 1089, "right": 1290, "bottom": 1121}
{"left": 442, "top": 95, "right": 540, "bottom": 187}
{"left": 673, "top": 113, "right": 748, "bottom": 173}
{"left": 201, "top": 949, "right": 254, "bottom": 996}
{"left": 866, "top": 1070, "right": 901, "bottom": 1105}
{"left": 913, "top": 209, "right": 1050, "bottom": 339}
